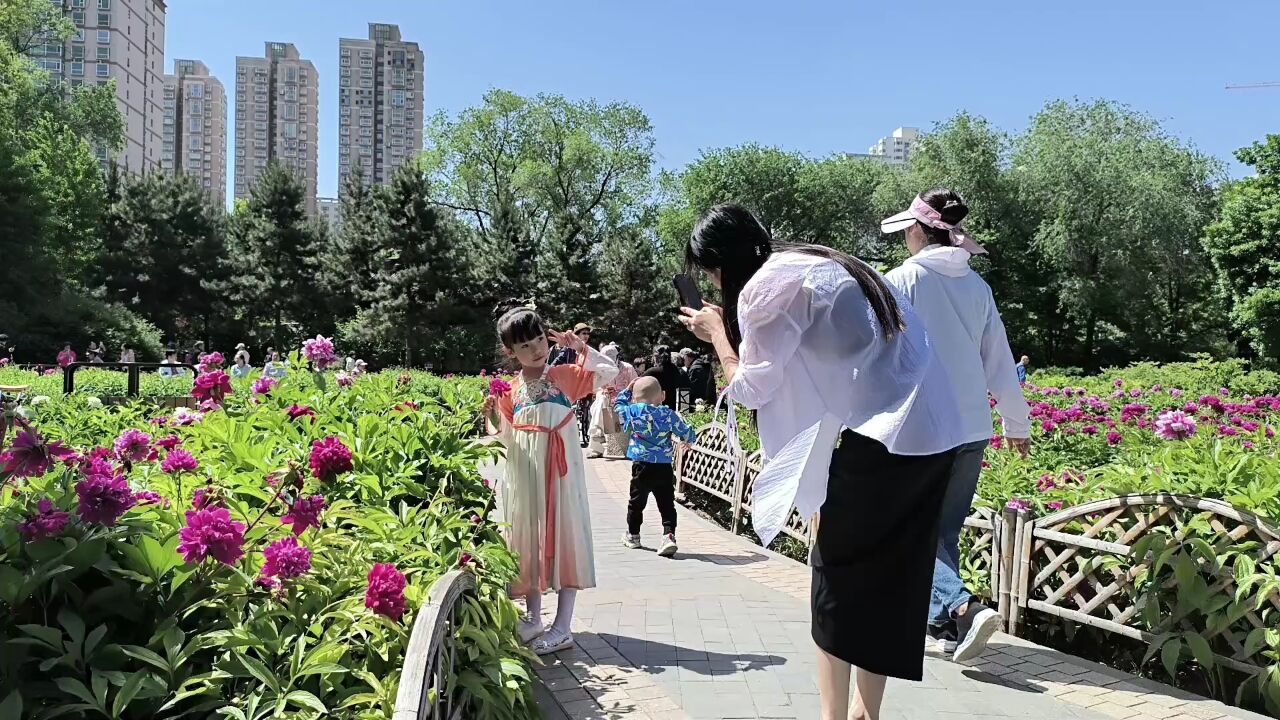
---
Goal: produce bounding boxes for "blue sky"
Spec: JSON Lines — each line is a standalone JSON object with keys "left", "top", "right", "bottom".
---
{"left": 166, "top": 0, "right": 1280, "bottom": 207}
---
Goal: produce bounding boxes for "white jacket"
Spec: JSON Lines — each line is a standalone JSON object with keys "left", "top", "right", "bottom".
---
{"left": 886, "top": 246, "right": 1031, "bottom": 443}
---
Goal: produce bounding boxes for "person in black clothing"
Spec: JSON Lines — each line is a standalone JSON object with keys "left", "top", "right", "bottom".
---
{"left": 686, "top": 353, "right": 717, "bottom": 405}
{"left": 550, "top": 323, "right": 593, "bottom": 367}
{"left": 642, "top": 344, "right": 686, "bottom": 411}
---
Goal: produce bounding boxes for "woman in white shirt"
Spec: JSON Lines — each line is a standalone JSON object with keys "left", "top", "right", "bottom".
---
{"left": 883, "top": 189, "right": 1032, "bottom": 663}
{"left": 681, "top": 204, "right": 965, "bottom": 720}
{"left": 263, "top": 350, "right": 288, "bottom": 380}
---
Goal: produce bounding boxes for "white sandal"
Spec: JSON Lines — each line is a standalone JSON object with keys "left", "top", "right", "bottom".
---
{"left": 532, "top": 627, "right": 573, "bottom": 656}
{"left": 517, "top": 617, "right": 544, "bottom": 644}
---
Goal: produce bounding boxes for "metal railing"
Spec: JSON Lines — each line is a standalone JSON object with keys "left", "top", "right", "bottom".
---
{"left": 62, "top": 362, "right": 198, "bottom": 396}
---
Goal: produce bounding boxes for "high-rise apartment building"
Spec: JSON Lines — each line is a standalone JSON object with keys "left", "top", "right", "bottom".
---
{"left": 337, "top": 23, "right": 424, "bottom": 192}
{"left": 234, "top": 42, "right": 319, "bottom": 215}
{"left": 867, "top": 127, "right": 920, "bottom": 166}
{"left": 161, "top": 60, "right": 227, "bottom": 203}
{"left": 31, "top": 0, "right": 166, "bottom": 171}
{"left": 316, "top": 197, "right": 342, "bottom": 233}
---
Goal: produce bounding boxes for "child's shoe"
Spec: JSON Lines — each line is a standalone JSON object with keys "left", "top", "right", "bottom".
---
{"left": 532, "top": 627, "right": 574, "bottom": 656}
{"left": 658, "top": 533, "right": 678, "bottom": 558}
{"left": 517, "top": 616, "right": 544, "bottom": 644}
{"left": 622, "top": 533, "right": 641, "bottom": 549}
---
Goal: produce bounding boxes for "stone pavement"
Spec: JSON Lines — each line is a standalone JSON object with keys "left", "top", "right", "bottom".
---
{"left": 527, "top": 455, "right": 1267, "bottom": 720}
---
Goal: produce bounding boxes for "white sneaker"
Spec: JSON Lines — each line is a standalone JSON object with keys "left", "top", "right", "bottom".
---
{"left": 953, "top": 604, "right": 1001, "bottom": 663}
{"left": 532, "top": 627, "right": 573, "bottom": 656}
{"left": 658, "top": 533, "right": 678, "bottom": 558}
{"left": 623, "top": 533, "right": 641, "bottom": 549}
{"left": 517, "top": 617, "right": 544, "bottom": 644}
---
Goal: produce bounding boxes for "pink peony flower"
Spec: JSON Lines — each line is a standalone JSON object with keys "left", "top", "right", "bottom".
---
{"left": 172, "top": 408, "right": 204, "bottom": 426}
{"left": 252, "top": 377, "right": 277, "bottom": 395}
{"left": 18, "top": 499, "right": 70, "bottom": 541}
{"left": 302, "top": 335, "right": 338, "bottom": 371}
{"left": 365, "top": 563, "right": 407, "bottom": 620}
{"left": 489, "top": 378, "right": 513, "bottom": 396}
{"left": 192, "top": 370, "right": 233, "bottom": 404}
{"left": 1006, "top": 498, "right": 1031, "bottom": 511}
{"left": 261, "top": 536, "right": 312, "bottom": 580}
{"left": 162, "top": 448, "right": 199, "bottom": 474}
{"left": 254, "top": 575, "right": 281, "bottom": 593}
{"left": 1154, "top": 410, "right": 1197, "bottom": 441}
{"left": 1170, "top": 389, "right": 1183, "bottom": 398}
{"left": 286, "top": 404, "right": 316, "bottom": 422}
{"left": 133, "top": 490, "right": 167, "bottom": 507}
{"left": 989, "top": 435, "right": 1003, "bottom": 450}
{"left": 1047, "top": 501, "right": 1064, "bottom": 511}
{"left": 76, "top": 472, "right": 136, "bottom": 525}
{"left": 281, "top": 495, "right": 326, "bottom": 535}
{"left": 459, "top": 553, "right": 473, "bottom": 567}
{"left": 178, "top": 507, "right": 246, "bottom": 565}
{"left": 1036, "top": 474, "right": 1057, "bottom": 492}
{"left": 1107, "top": 431, "right": 1124, "bottom": 446}
{"left": 1, "top": 426, "right": 77, "bottom": 478}
{"left": 113, "top": 429, "right": 152, "bottom": 463}
{"left": 395, "top": 401, "right": 420, "bottom": 413}
{"left": 1218, "top": 425, "right": 1239, "bottom": 437}
{"left": 309, "top": 437, "right": 353, "bottom": 482}
{"left": 1040, "top": 420, "right": 1058, "bottom": 433}
{"left": 1081, "top": 425, "right": 1100, "bottom": 436}
{"left": 471, "top": 514, "right": 483, "bottom": 524}
{"left": 335, "top": 371, "right": 354, "bottom": 388}
{"left": 191, "top": 487, "right": 219, "bottom": 510}
{"left": 43, "top": 368, "right": 56, "bottom": 377}
{"left": 196, "top": 352, "right": 225, "bottom": 374}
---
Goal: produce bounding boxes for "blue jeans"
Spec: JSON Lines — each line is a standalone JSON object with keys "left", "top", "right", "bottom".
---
{"left": 928, "top": 439, "right": 989, "bottom": 627}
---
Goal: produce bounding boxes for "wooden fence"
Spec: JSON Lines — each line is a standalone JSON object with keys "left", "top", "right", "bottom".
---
{"left": 393, "top": 571, "right": 476, "bottom": 720}
{"left": 675, "top": 423, "right": 1280, "bottom": 678}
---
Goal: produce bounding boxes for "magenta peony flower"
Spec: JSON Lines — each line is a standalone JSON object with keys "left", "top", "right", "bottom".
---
{"left": 254, "top": 575, "right": 281, "bottom": 592}
{"left": 286, "top": 404, "right": 316, "bottom": 422}
{"left": 261, "top": 536, "right": 312, "bottom": 580}
{"left": 1218, "top": 425, "right": 1239, "bottom": 437}
{"left": 471, "top": 514, "right": 483, "bottom": 524}
{"left": 281, "top": 495, "right": 325, "bottom": 535}
{"left": 1081, "top": 425, "right": 1099, "bottom": 436}
{"left": 196, "top": 352, "right": 225, "bottom": 374}
{"left": 1047, "top": 501, "right": 1064, "bottom": 511}
{"left": 1106, "top": 431, "right": 1124, "bottom": 446}
{"left": 302, "top": 335, "right": 338, "bottom": 371}
{"left": 395, "top": 401, "right": 420, "bottom": 413}
{"left": 1, "top": 425, "right": 76, "bottom": 478}
{"left": 155, "top": 435, "right": 183, "bottom": 451}
{"left": 336, "top": 371, "right": 354, "bottom": 388}
{"left": 18, "top": 499, "right": 70, "bottom": 541}
{"left": 133, "top": 490, "right": 167, "bottom": 507}
{"left": 178, "top": 507, "right": 246, "bottom": 565}
{"left": 1006, "top": 498, "right": 1031, "bottom": 511}
{"left": 489, "top": 378, "right": 512, "bottom": 396}
{"left": 191, "top": 487, "right": 222, "bottom": 510}
{"left": 162, "top": 448, "right": 199, "bottom": 474}
{"left": 309, "top": 437, "right": 353, "bottom": 482}
{"left": 1244, "top": 441, "right": 1256, "bottom": 450}
{"left": 1170, "top": 389, "right": 1184, "bottom": 398}
{"left": 1242, "top": 421, "right": 1260, "bottom": 433}
{"left": 76, "top": 472, "right": 136, "bottom": 525}
{"left": 1040, "top": 420, "right": 1058, "bottom": 433}
{"left": 192, "top": 370, "right": 233, "bottom": 404}
{"left": 365, "top": 563, "right": 407, "bottom": 620}
{"left": 1036, "top": 474, "right": 1057, "bottom": 493}
{"left": 252, "top": 377, "right": 277, "bottom": 395}
{"left": 1154, "top": 410, "right": 1198, "bottom": 441}
{"left": 459, "top": 553, "right": 473, "bottom": 567}
{"left": 113, "top": 429, "right": 152, "bottom": 463}
{"left": 1114, "top": 379, "right": 1124, "bottom": 388}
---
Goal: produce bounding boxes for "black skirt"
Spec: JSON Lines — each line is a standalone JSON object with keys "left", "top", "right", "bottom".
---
{"left": 810, "top": 430, "right": 957, "bottom": 681}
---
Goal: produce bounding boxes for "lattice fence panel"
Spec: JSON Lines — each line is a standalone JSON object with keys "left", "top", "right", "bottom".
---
{"left": 1018, "top": 494, "right": 1280, "bottom": 675}
{"left": 740, "top": 450, "right": 812, "bottom": 544}
{"left": 675, "top": 423, "right": 739, "bottom": 502}
{"left": 961, "top": 506, "right": 998, "bottom": 601}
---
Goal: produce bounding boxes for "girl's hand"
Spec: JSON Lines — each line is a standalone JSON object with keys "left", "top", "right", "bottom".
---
{"left": 483, "top": 395, "right": 496, "bottom": 417}
{"left": 679, "top": 303, "right": 726, "bottom": 343}
{"left": 549, "top": 329, "right": 587, "bottom": 354}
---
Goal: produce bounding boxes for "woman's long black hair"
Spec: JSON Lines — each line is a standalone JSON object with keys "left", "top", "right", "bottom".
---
{"left": 685, "top": 204, "right": 904, "bottom": 349}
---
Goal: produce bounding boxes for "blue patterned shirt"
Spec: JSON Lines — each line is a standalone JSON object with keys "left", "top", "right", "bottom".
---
{"left": 613, "top": 389, "right": 696, "bottom": 464}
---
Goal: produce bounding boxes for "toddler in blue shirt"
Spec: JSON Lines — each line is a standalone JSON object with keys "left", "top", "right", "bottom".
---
{"left": 609, "top": 376, "right": 696, "bottom": 557}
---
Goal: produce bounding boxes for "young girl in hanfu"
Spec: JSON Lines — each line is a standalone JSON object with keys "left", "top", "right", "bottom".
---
{"left": 484, "top": 305, "right": 619, "bottom": 655}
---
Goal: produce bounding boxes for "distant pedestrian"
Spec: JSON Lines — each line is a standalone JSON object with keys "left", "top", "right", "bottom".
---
{"left": 264, "top": 350, "right": 288, "bottom": 379}
{"left": 233, "top": 343, "right": 251, "bottom": 366}
{"left": 1016, "top": 356, "right": 1030, "bottom": 385}
{"left": 159, "top": 349, "right": 183, "bottom": 378}
{"left": 550, "top": 323, "right": 593, "bottom": 366}
{"left": 119, "top": 344, "right": 135, "bottom": 363}
{"left": 87, "top": 341, "right": 104, "bottom": 364}
{"left": 230, "top": 353, "right": 252, "bottom": 379}
{"left": 642, "top": 345, "right": 685, "bottom": 411}
{"left": 56, "top": 343, "right": 76, "bottom": 369}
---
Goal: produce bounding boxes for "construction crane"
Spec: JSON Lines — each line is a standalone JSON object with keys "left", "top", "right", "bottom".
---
{"left": 1226, "top": 82, "right": 1280, "bottom": 90}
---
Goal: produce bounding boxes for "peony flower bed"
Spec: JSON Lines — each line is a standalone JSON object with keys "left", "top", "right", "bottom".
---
{"left": 0, "top": 348, "right": 534, "bottom": 719}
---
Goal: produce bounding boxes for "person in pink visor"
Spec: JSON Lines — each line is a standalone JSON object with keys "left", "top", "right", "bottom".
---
{"left": 883, "top": 188, "right": 1032, "bottom": 664}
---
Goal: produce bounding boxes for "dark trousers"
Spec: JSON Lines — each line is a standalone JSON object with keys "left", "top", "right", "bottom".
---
{"left": 627, "top": 461, "right": 677, "bottom": 535}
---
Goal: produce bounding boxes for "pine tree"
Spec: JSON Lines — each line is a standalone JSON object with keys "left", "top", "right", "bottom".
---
{"left": 226, "top": 163, "right": 323, "bottom": 345}
{"left": 597, "top": 226, "right": 671, "bottom": 356}
{"left": 478, "top": 190, "right": 538, "bottom": 306}
{"left": 360, "top": 161, "right": 468, "bottom": 367}
{"left": 322, "top": 166, "right": 379, "bottom": 319}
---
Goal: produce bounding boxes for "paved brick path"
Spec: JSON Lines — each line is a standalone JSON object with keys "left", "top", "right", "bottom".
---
{"left": 527, "top": 455, "right": 1267, "bottom": 720}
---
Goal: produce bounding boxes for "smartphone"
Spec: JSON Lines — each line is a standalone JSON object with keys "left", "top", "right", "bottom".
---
{"left": 673, "top": 274, "right": 704, "bottom": 311}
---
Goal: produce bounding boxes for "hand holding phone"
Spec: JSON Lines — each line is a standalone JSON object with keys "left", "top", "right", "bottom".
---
{"left": 673, "top": 274, "right": 703, "bottom": 311}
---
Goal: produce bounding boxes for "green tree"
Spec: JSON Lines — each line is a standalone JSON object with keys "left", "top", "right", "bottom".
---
{"left": 321, "top": 165, "right": 379, "bottom": 321}
{"left": 1012, "top": 100, "right": 1225, "bottom": 367}
{"left": 226, "top": 163, "right": 325, "bottom": 345}
{"left": 597, "top": 226, "right": 672, "bottom": 355}
{"left": 357, "top": 161, "right": 470, "bottom": 367}
{"left": 424, "top": 89, "right": 656, "bottom": 323}
{"left": 1204, "top": 135, "right": 1280, "bottom": 362}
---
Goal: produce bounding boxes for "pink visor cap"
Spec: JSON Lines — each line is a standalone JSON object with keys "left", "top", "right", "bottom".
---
{"left": 880, "top": 195, "right": 987, "bottom": 255}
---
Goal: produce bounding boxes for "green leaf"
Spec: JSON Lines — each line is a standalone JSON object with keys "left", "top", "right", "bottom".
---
{"left": 84, "top": 624, "right": 108, "bottom": 660}
{"left": 1183, "top": 631, "right": 1214, "bottom": 669}
{"left": 293, "top": 663, "right": 348, "bottom": 678}
{"left": 0, "top": 691, "right": 22, "bottom": 720}
{"left": 1245, "top": 627, "right": 1268, "bottom": 658}
{"left": 1161, "top": 638, "right": 1182, "bottom": 679}
{"left": 111, "top": 671, "right": 148, "bottom": 718}
{"left": 120, "top": 644, "right": 169, "bottom": 673}
{"left": 284, "top": 690, "right": 327, "bottom": 714}
{"left": 0, "top": 566, "right": 25, "bottom": 605}
{"left": 1173, "top": 551, "right": 1197, "bottom": 590}
{"left": 235, "top": 653, "right": 281, "bottom": 695}
{"left": 54, "top": 677, "right": 100, "bottom": 709}
{"left": 18, "top": 623, "right": 64, "bottom": 651}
